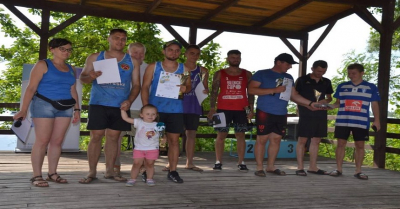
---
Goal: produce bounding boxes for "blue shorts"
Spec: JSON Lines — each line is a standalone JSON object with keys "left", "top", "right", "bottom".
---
{"left": 30, "top": 96, "right": 73, "bottom": 118}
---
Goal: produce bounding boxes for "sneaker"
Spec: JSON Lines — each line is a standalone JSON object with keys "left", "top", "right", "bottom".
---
{"left": 125, "top": 179, "right": 136, "bottom": 187}
{"left": 213, "top": 163, "right": 222, "bottom": 171}
{"left": 238, "top": 164, "right": 249, "bottom": 172}
{"left": 141, "top": 171, "right": 147, "bottom": 183}
{"left": 146, "top": 179, "right": 156, "bottom": 186}
{"left": 167, "top": 171, "right": 184, "bottom": 183}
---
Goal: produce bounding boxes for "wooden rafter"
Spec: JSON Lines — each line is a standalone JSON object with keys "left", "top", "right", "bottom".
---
{"left": 279, "top": 37, "right": 302, "bottom": 59}
{"left": 201, "top": 0, "right": 239, "bottom": 21}
{"left": 145, "top": 0, "right": 162, "bottom": 15}
{"left": 197, "top": 30, "right": 223, "bottom": 48}
{"left": 253, "top": 0, "right": 310, "bottom": 28}
{"left": 4, "top": 5, "right": 41, "bottom": 35}
{"left": 354, "top": 6, "right": 383, "bottom": 34}
{"left": 307, "top": 21, "right": 336, "bottom": 58}
{"left": 302, "top": 8, "right": 353, "bottom": 32}
{"left": 162, "top": 24, "right": 188, "bottom": 47}
{"left": 49, "top": 14, "right": 84, "bottom": 37}
{"left": 393, "top": 17, "right": 400, "bottom": 31}
{"left": 312, "top": 0, "right": 384, "bottom": 7}
{"left": 189, "top": 25, "right": 197, "bottom": 45}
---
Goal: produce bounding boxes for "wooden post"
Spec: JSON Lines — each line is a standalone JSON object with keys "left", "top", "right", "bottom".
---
{"left": 39, "top": 9, "right": 50, "bottom": 60}
{"left": 374, "top": 0, "right": 395, "bottom": 168}
{"left": 189, "top": 25, "right": 197, "bottom": 45}
{"left": 299, "top": 33, "right": 308, "bottom": 77}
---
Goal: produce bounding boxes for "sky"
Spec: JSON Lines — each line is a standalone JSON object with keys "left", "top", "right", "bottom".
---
{"left": 0, "top": 5, "right": 376, "bottom": 80}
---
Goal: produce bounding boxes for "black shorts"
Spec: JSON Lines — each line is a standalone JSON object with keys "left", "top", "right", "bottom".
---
{"left": 87, "top": 105, "right": 131, "bottom": 131}
{"left": 183, "top": 114, "right": 200, "bottom": 130}
{"left": 297, "top": 116, "right": 327, "bottom": 138}
{"left": 214, "top": 109, "right": 248, "bottom": 133}
{"left": 256, "top": 109, "right": 286, "bottom": 136}
{"left": 159, "top": 112, "right": 184, "bottom": 134}
{"left": 334, "top": 126, "right": 369, "bottom": 141}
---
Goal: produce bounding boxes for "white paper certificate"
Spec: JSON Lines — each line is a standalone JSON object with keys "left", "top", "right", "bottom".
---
{"left": 279, "top": 77, "right": 293, "bottom": 101}
{"left": 155, "top": 71, "right": 181, "bottom": 99}
{"left": 93, "top": 58, "right": 121, "bottom": 84}
{"left": 195, "top": 82, "right": 208, "bottom": 105}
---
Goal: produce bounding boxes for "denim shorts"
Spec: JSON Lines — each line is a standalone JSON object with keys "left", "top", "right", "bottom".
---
{"left": 30, "top": 96, "right": 73, "bottom": 118}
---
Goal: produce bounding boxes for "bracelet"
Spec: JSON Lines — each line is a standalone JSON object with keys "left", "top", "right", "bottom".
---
{"left": 74, "top": 109, "right": 81, "bottom": 111}
{"left": 308, "top": 101, "right": 313, "bottom": 106}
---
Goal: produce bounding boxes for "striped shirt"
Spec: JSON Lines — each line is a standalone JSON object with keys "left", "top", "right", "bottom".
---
{"left": 334, "top": 80, "right": 380, "bottom": 129}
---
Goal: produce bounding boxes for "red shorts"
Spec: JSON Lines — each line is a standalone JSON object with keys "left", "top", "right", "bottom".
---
{"left": 133, "top": 149, "right": 159, "bottom": 160}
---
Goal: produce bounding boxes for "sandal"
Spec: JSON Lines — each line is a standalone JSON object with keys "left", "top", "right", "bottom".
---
{"left": 307, "top": 169, "right": 329, "bottom": 175}
{"left": 162, "top": 166, "right": 170, "bottom": 172}
{"left": 329, "top": 169, "right": 342, "bottom": 177}
{"left": 295, "top": 169, "right": 307, "bottom": 176}
{"left": 46, "top": 173, "right": 68, "bottom": 184}
{"left": 266, "top": 169, "right": 286, "bottom": 176}
{"left": 185, "top": 166, "right": 203, "bottom": 172}
{"left": 254, "top": 170, "right": 266, "bottom": 177}
{"left": 79, "top": 176, "right": 98, "bottom": 184}
{"left": 30, "top": 176, "right": 49, "bottom": 187}
{"left": 354, "top": 172, "right": 368, "bottom": 180}
{"left": 104, "top": 175, "right": 127, "bottom": 182}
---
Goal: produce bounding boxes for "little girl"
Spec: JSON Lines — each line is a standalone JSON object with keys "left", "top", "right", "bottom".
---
{"left": 121, "top": 104, "right": 160, "bottom": 187}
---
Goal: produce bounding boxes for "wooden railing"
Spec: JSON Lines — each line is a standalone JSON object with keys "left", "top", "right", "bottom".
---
{"left": 1, "top": 103, "right": 400, "bottom": 155}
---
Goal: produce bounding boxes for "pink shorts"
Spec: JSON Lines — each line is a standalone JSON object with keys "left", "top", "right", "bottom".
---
{"left": 133, "top": 149, "right": 159, "bottom": 160}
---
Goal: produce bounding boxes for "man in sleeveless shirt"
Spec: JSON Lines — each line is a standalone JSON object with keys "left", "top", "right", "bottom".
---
{"left": 248, "top": 53, "right": 320, "bottom": 177}
{"left": 141, "top": 40, "right": 191, "bottom": 183}
{"left": 79, "top": 29, "right": 140, "bottom": 183}
{"left": 208, "top": 50, "right": 254, "bottom": 172}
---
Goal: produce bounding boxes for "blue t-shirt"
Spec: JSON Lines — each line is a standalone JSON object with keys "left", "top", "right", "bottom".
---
{"left": 149, "top": 62, "right": 184, "bottom": 113}
{"left": 251, "top": 69, "right": 294, "bottom": 115}
{"left": 89, "top": 51, "right": 134, "bottom": 107}
{"left": 334, "top": 80, "right": 380, "bottom": 130}
{"left": 37, "top": 59, "right": 75, "bottom": 100}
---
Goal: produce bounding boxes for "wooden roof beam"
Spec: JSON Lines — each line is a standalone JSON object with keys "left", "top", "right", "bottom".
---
{"left": 162, "top": 24, "right": 189, "bottom": 48}
{"left": 311, "top": 0, "right": 384, "bottom": 7}
{"left": 253, "top": 0, "right": 310, "bottom": 28}
{"left": 3, "top": 4, "right": 41, "bottom": 35}
{"left": 393, "top": 17, "right": 400, "bottom": 31}
{"left": 0, "top": 0, "right": 307, "bottom": 39}
{"left": 198, "top": 30, "right": 223, "bottom": 48}
{"left": 279, "top": 37, "right": 302, "bottom": 59}
{"left": 302, "top": 8, "right": 353, "bottom": 32}
{"left": 307, "top": 21, "right": 336, "bottom": 58}
{"left": 145, "top": 0, "right": 162, "bottom": 15}
{"left": 354, "top": 6, "right": 383, "bottom": 34}
{"left": 48, "top": 14, "right": 84, "bottom": 37}
{"left": 201, "top": 0, "right": 239, "bottom": 21}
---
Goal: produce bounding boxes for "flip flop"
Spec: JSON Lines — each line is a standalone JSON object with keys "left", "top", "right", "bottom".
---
{"left": 78, "top": 176, "right": 98, "bottom": 184}
{"left": 354, "top": 172, "right": 368, "bottom": 180}
{"left": 295, "top": 169, "right": 307, "bottom": 176}
{"left": 266, "top": 169, "right": 286, "bottom": 176}
{"left": 329, "top": 170, "right": 342, "bottom": 177}
{"left": 254, "top": 170, "right": 266, "bottom": 177}
{"left": 185, "top": 166, "right": 203, "bottom": 172}
{"left": 307, "top": 169, "right": 329, "bottom": 175}
{"left": 104, "top": 175, "right": 127, "bottom": 182}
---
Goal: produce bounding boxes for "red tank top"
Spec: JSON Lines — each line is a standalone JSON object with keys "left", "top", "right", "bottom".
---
{"left": 217, "top": 69, "right": 249, "bottom": 110}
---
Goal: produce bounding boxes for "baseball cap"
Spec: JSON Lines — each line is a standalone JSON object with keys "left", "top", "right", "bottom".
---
{"left": 275, "top": 53, "right": 299, "bottom": 64}
{"left": 163, "top": 40, "right": 182, "bottom": 49}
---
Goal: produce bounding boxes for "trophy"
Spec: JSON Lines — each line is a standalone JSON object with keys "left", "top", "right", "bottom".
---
{"left": 178, "top": 71, "right": 190, "bottom": 100}
{"left": 244, "top": 106, "right": 254, "bottom": 127}
{"left": 272, "top": 78, "right": 284, "bottom": 96}
{"left": 314, "top": 89, "right": 321, "bottom": 102}
{"left": 198, "top": 71, "right": 206, "bottom": 82}
{"left": 155, "top": 122, "right": 166, "bottom": 149}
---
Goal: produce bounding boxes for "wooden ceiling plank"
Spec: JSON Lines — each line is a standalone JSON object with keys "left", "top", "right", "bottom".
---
{"left": 145, "top": 0, "right": 162, "bottom": 15}
{"left": 302, "top": 8, "right": 353, "bottom": 32}
{"left": 198, "top": 30, "right": 223, "bottom": 48}
{"left": 162, "top": 24, "right": 189, "bottom": 47}
{"left": 311, "top": 0, "right": 384, "bottom": 7}
{"left": 279, "top": 37, "right": 302, "bottom": 59}
{"left": 307, "top": 21, "right": 336, "bottom": 58}
{"left": 253, "top": 0, "right": 311, "bottom": 28}
{"left": 0, "top": 0, "right": 307, "bottom": 39}
{"left": 354, "top": 6, "right": 383, "bottom": 34}
{"left": 49, "top": 14, "right": 84, "bottom": 37}
{"left": 3, "top": 4, "right": 41, "bottom": 35}
{"left": 201, "top": 0, "right": 239, "bottom": 21}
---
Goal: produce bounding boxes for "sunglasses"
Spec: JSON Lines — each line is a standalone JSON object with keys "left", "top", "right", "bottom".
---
{"left": 58, "top": 46, "right": 73, "bottom": 53}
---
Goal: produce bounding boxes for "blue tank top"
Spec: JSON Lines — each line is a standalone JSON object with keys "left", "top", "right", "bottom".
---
{"left": 37, "top": 59, "right": 75, "bottom": 100}
{"left": 149, "top": 62, "right": 184, "bottom": 113}
{"left": 89, "top": 51, "right": 134, "bottom": 107}
{"left": 183, "top": 65, "right": 202, "bottom": 114}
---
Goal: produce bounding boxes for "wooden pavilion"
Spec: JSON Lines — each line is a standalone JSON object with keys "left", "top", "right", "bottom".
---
{"left": 0, "top": 0, "right": 398, "bottom": 170}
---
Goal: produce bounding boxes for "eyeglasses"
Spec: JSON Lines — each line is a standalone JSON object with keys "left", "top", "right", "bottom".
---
{"left": 58, "top": 46, "right": 73, "bottom": 53}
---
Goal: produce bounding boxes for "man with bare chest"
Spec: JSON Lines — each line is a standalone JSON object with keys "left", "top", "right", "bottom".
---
{"left": 141, "top": 40, "right": 191, "bottom": 183}
{"left": 208, "top": 50, "right": 254, "bottom": 172}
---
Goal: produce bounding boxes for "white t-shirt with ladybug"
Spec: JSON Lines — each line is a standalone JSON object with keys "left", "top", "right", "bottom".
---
{"left": 133, "top": 118, "right": 159, "bottom": 150}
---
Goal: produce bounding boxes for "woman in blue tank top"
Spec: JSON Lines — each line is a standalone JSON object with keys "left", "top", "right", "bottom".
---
{"left": 13, "top": 38, "right": 80, "bottom": 187}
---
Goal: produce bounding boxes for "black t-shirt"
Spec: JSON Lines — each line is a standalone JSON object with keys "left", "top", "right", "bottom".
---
{"left": 295, "top": 74, "right": 334, "bottom": 117}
